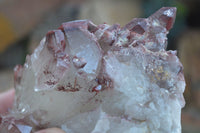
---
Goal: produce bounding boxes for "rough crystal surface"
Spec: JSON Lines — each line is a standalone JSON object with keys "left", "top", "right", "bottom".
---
{"left": 0, "top": 7, "right": 185, "bottom": 133}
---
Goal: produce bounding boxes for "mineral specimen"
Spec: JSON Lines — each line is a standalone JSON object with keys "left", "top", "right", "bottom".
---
{"left": 0, "top": 7, "right": 185, "bottom": 133}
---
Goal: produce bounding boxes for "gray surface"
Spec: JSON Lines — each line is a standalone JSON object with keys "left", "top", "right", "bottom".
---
{"left": 0, "top": 69, "right": 14, "bottom": 92}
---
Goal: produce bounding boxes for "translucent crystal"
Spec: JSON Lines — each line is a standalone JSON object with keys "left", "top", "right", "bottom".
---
{"left": 0, "top": 7, "right": 185, "bottom": 133}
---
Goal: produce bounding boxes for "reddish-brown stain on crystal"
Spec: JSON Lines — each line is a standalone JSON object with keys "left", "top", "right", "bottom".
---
{"left": 57, "top": 86, "right": 79, "bottom": 92}
{"left": 43, "top": 70, "right": 51, "bottom": 75}
{"left": 131, "top": 25, "right": 145, "bottom": 34}
{"left": 45, "top": 80, "right": 57, "bottom": 86}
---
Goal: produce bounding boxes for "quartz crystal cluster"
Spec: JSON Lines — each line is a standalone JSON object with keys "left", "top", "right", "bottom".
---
{"left": 0, "top": 7, "right": 185, "bottom": 133}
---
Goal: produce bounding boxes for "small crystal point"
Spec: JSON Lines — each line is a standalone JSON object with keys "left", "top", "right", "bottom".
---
{"left": 149, "top": 7, "right": 177, "bottom": 30}
{"left": 124, "top": 18, "right": 147, "bottom": 35}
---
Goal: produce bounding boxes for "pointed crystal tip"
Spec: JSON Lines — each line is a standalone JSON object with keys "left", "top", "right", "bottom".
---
{"left": 149, "top": 7, "right": 177, "bottom": 30}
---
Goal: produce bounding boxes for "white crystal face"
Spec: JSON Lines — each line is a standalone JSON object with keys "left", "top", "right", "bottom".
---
{"left": 0, "top": 7, "right": 185, "bottom": 133}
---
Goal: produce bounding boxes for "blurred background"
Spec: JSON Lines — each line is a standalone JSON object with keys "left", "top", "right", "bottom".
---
{"left": 0, "top": 0, "right": 199, "bottom": 132}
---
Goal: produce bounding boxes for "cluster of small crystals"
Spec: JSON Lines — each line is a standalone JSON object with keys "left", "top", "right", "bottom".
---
{"left": 0, "top": 7, "right": 185, "bottom": 133}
